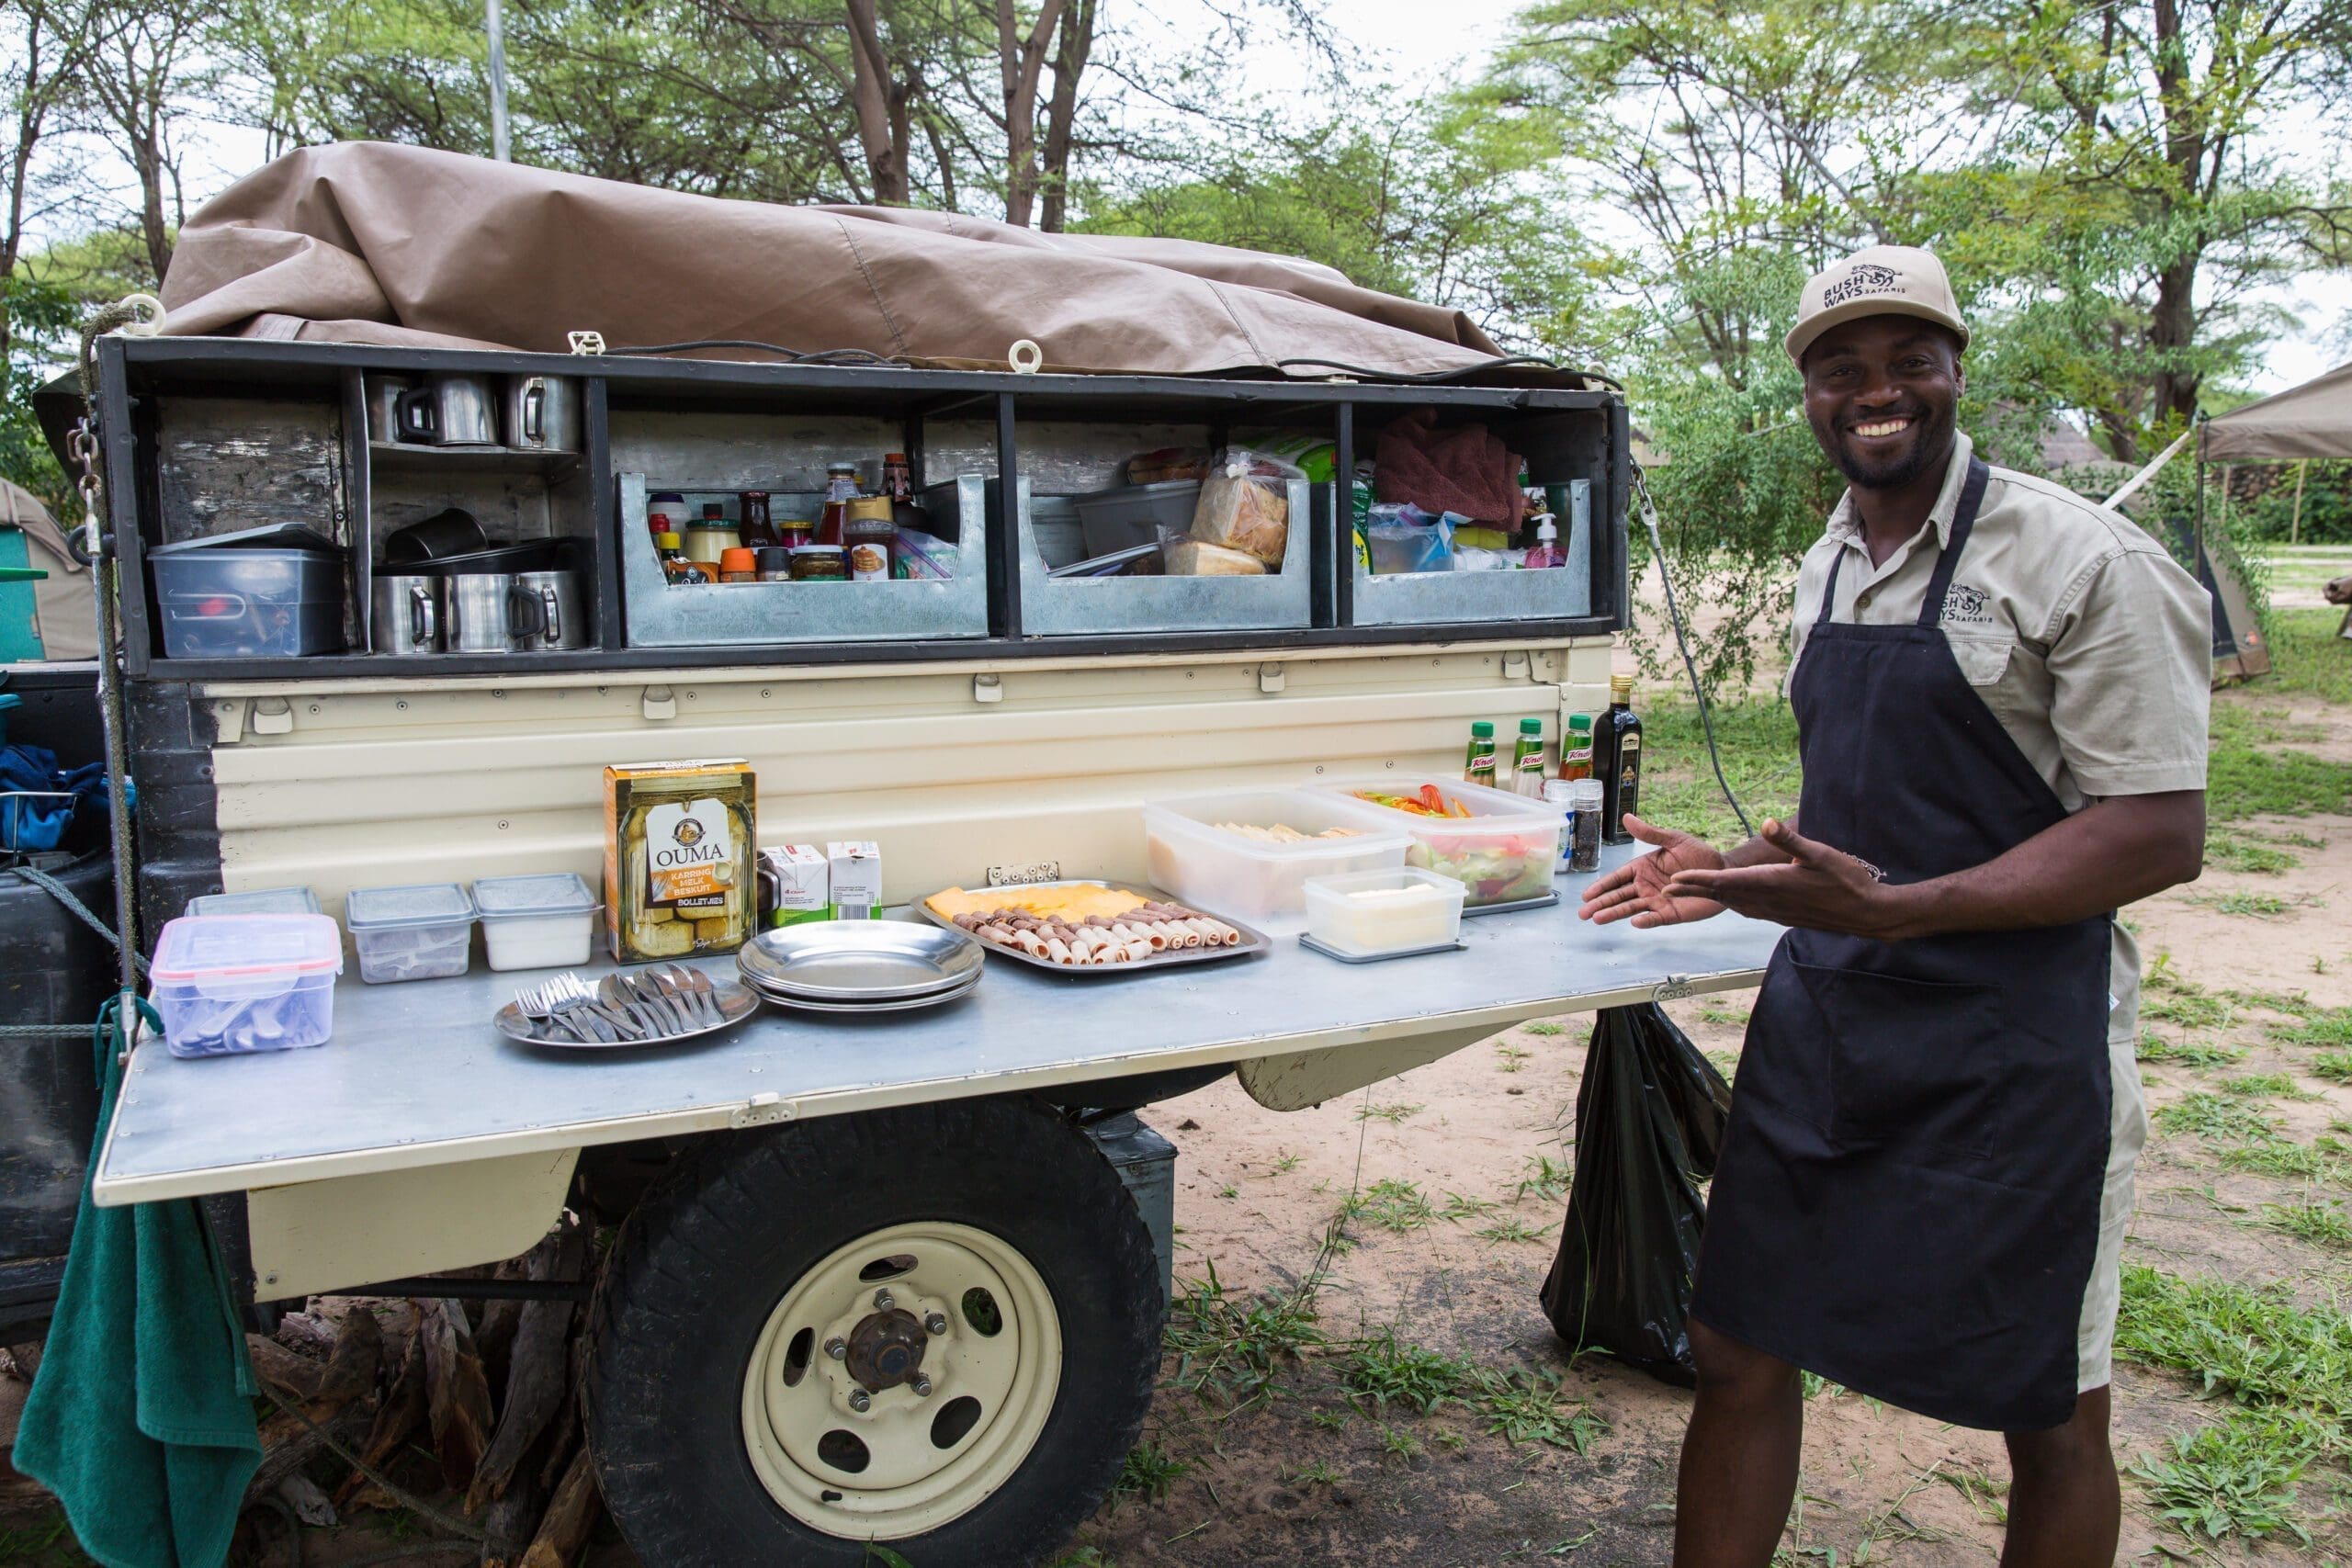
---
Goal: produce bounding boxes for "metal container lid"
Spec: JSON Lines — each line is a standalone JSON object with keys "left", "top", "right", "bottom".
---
{"left": 344, "top": 882, "right": 476, "bottom": 931}
{"left": 472, "top": 873, "right": 598, "bottom": 922}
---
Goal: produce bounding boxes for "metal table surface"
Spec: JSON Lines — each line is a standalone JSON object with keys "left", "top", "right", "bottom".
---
{"left": 95, "top": 845, "right": 1783, "bottom": 1204}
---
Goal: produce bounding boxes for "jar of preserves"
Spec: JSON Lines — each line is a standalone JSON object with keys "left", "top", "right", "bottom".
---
{"left": 787, "top": 545, "right": 847, "bottom": 581}
{"left": 777, "top": 519, "right": 814, "bottom": 549}
{"left": 842, "top": 496, "right": 895, "bottom": 581}
{"left": 718, "top": 547, "right": 759, "bottom": 582}
{"left": 684, "top": 502, "right": 740, "bottom": 565}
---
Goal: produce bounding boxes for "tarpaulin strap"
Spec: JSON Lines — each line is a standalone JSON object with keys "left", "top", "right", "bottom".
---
{"left": 9, "top": 865, "right": 149, "bottom": 978}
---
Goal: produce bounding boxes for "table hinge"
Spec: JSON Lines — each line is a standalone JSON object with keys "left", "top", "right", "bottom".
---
{"left": 732, "top": 1092, "right": 796, "bottom": 1129}
{"left": 1651, "top": 974, "right": 1697, "bottom": 1001}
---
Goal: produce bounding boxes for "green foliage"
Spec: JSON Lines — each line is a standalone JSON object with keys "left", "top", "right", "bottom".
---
{"left": 2312, "top": 1051, "right": 2352, "bottom": 1084}
{"left": 2134, "top": 1031, "right": 2245, "bottom": 1070}
{"left": 1163, "top": 1257, "right": 1326, "bottom": 1409}
{"left": 1472, "top": 1366, "right": 1609, "bottom": 1452}
{"left": 2152, "top": 1092, "right": 2278, "bottom": 1142}
{"left": 2269, "top": 1008, "right": 2352, "bottom": 1049}
{"left": 1, "top": 273, "right": 81, "bottom": 513}
{"left": 2206, "top": 705, "right": 2352, "bottom": 822}
{"left": 1110, "top": 1439, "right": 1189, "bottom": 1508}
{"left": 2114, "top": 1265, "right": 2352, "bottom": 1427}
{"left": 1340, "top": 1327, "right": 1472, "bottom": 1414}
{"left": 1515, "top": 1153, "right": 1571, "bottom": 1204}
{"left": 1344, "top": 1178, "right": 1437, "bottom": 1234}
{"left": 2260, "top": 1201, "right": 2352, "bottom": 1248}
{"left": 2129, "top": 1411, "right": 2324, "bottom": 1546}
{"left": 2203, "top": 832, "right": 2298, "bottom": 874}
{"left": 2218, "top": 1136, "right": 2351, "bottom": 1185}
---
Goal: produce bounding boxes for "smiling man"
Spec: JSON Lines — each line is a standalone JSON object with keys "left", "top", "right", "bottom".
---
{"left": 1581, "top": 245, "right": 2212, "bottom": 1567}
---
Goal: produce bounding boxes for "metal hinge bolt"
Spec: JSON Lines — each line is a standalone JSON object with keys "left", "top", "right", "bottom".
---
{"left": 824, "top": 1337, "right": 847, "bottom": 1360}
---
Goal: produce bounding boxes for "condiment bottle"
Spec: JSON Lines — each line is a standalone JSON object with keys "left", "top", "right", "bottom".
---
{"left": 1594, "top": 675, "right": 1642, "bottom": 844}
{"left": 1544, "top": 779, "right": 1577, "bottom": 874}
{"left": 842, "top": 496, "right": 896, "bottom": 581}
{"left": 655, "top": 532, "right": 713, "bottom": 584}
{"left": 1568, "top": 780, "right": 1604, "bottom": 871}
{"left": 1523, "top": 513, "right": 1566, "bottom": 569}
{"left": 788, "top": 545, "right": 847, "bottom": 581}
{"left": 647, "top": 491, "right": 688, "bottom": 544}
{"left": 816, "top": 463, "right": 860, "bottom": 547}
{"left": 685, "top": 502, "right": 740, "bottom": 565}
{"left": 739, "top": 491, "right": 775, "bottom": 548}
{"left": 1463, "top": 720, "right": 1498, "bottom": 788}
{"left": 777, "top": 519, "right": 814, "bottom": 549}
{"left": 1559, "top": 714, "right": 1594, "bottom": 782}
{"left": 1510, "top": 717, "right": 1547, "bottom": 797}
{"left": 883, "top": 451, "right": 931, "bottom": 534}
{"left": 718, "top": 547, "right": 758, "bottom": 583}
{"left": 754, "top": 547, "right": 792, "bottom": 581}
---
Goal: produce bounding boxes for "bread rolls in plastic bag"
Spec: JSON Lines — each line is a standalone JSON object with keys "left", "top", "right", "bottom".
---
{"left": 1188, "top": 447, "right": 1300, "bottom": 567}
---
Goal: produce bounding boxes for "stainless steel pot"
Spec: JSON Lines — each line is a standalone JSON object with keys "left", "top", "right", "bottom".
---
{"left": 442, "top": 573, "right": 519, "bottom": 653}
{"left": 502, "top": 376, "right": 582, "bottom": 453}
{"left": 369, "top": 574, "right": 442, "bottom": 656}
{"left": 509, "top": 570, "right": 586, "bottom": 650}
{"left": 394, "top": 373, "right": 499, "bottom": 446}
{"left": 363, "top": 375, "right": 415, "bottom": 442}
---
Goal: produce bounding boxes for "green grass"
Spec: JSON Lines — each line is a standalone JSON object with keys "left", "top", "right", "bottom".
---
{"left": 1346, "top": 1178, "right": 1438, "bottom": 1234}
{"left": 2260, "top": 1200, "right": 2352, "bottom": 1248}
{"left": 1515, "top": 1153, "right": 1572, "bottom": 1204}
{"left": 1472, "top": 1367, "right": 1610, "bottom": 1453}
{"left": 1635, "top": 697, "right": 1804, "bottom": 844}
{"left": 2269, "top": 1007, "right": 2352, "bottom": 1048}
{"left": 1476, "top": 1216, "right": 1552, "bottom": 1245}
{"left": 1495, "top": 1043, "right": 1532, "bottom": 1072}
{"left": 1376, "top": 1423, "right": 1425, "bottom": 1462}
{"left": 1442, "top": 1190, "right": 1500, "bottom": 1222}
{"left": 2313, "top": 1050, "right": 2352, "bottom": 1083}
{"left": 1354, "top": 1101, "right": 1422, "bottom": 1123}
{"left": 2142, "top": 957, "right": 2236, "bottom": 1030}
{"left": 2203, "top": 832, "right": 2301, "bottom": 874}
{"left": 1110, "top": 1439, "right": 1190, "bottom": 1508}
{"left": 1163, "top": 1256, "right": 1326, "bottom": 1409}
{"left": 2259, "top": 607, "right": 2352, "bottom": 705}
{"left": 2188, "top": 891, "right": 2299, "bottom": 918}
{"left": 2218, "top": 1135, "right": 2352, "bottom": 1185}
{"left": 1271, "top": 1150, "right": 1301, "bottom": 1173}
{"left": 1291, "top": 1461, "right": 1345, "bottom": 1487}
{"left": 2135, "top": 1030, "right": 2246, "bottom": 1069}
{"left": 2114, "top": 1265, "right": 2352, "bottom": 1427}
{"left": 2129, "top": 1410, "right": 2326, "bottom": 1546}
{"left": 2221, "top": 1073, "right": 2322, "bottom": 1102}
{"left": 2152, "top": 1092, "right": 2280, "bottom": 1142}
{"left": 2205, "top": 702, "right": 2352, "bottom": 822}
{"left": 1522, "top": 1021, "right": 1566, "bottom": 1037}
{"left": 1340, "top": 1327, "right": 1473, "bottom": 1414}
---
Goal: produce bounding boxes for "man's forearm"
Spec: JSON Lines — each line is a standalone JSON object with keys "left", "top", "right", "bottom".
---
{"left": 1876, "top": 792, "right": 2205, "bottom": 942}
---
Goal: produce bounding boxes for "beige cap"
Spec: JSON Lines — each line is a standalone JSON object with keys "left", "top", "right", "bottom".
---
{"left": 1784, "top": 244, "right": 1969, "bottom": 366}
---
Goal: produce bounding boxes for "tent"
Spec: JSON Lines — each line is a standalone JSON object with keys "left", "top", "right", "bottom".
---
{"left": 2199, "top": 360, "right": 2352, "bottom": 656}
{"left": 1, "top": 479, "right": 96, "bottom": 662}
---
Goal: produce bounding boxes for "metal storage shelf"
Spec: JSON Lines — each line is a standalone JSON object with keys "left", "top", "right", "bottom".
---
{"left": 1014, "top": 478, "right": 1314, "bottom": 637}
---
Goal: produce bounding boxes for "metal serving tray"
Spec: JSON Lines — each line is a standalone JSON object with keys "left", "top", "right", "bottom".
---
{"left": 918, "top": 880, "right": 1272, "bottom": 976}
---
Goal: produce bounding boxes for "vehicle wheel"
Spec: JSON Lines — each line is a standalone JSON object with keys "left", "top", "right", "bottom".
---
{"left": 586, "top": 1098, "right": 1163, "bottom": 1567}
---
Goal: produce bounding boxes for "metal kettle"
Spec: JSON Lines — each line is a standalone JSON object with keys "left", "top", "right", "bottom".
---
{"left": 502, "top": 376, "right": 582, "bottom": 453}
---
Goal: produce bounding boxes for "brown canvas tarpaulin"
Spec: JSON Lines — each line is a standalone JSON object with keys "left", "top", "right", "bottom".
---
{"left": 2200, "top": 361, "right": 2352, "bottom": 462}
{"left": 159, "top": 142, "right": 1522, "bottom": 381}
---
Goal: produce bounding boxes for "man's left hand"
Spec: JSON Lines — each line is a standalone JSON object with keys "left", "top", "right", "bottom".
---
{"left": 1665, "top": 819, "right": 1916, "bottom": 940}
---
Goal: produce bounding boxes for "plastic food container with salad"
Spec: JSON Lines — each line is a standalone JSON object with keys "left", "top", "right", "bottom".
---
{"left": 1310, "top": 776, "right": 1562, "bottom": 908}
{"left": 1143, "top": 788, "right": 1409, "bottom": 925}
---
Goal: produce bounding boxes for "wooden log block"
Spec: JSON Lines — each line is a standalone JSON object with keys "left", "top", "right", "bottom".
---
{"left": 467, "top": 1216, "right": 591, "bottom": 1511}
{"left": 331, "top": 1329, "right": 424, "bottom": 1509}
{"left": 244, "top": 1335, "right": 323, "bottom": 1403}
{"left": 304, "top": 1306, "right": 382, "bottom": 1422}
{"left": 517, "top": 1444, "right": 600, "bottom": 1568}
{"left": 420, "top": 1298, "right": 496, "bottom": 1493}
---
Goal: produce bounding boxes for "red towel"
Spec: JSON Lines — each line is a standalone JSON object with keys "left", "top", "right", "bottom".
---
{"left": 1374, "top": 408, "right": 1526, "bottom": 526}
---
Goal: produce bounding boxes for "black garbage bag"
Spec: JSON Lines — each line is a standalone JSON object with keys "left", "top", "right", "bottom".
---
{"left": 1538, "top": 1003, "right": 1734, "bottom": 1385}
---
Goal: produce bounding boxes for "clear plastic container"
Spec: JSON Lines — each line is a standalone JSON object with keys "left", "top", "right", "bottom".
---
{"left": 149, "top": 547, "right": 345, "bottom": 659}
{"left": 1310, "top": 776, "right": 1564, "bottom": 908}
{"left": 1143, "top": 789, "right": 1409, "bottom": 926}
{"left": 473, "top": 873, "right": 599, "bottom": 972}
{"left": 343, "top": 882, "right": 476, "bottom": 984}
{"left": 150, "top": 913, "right": 343, "bottom": 1058}
{"left": 185, "top": 886, "right": 322, "bottom": 918}
{"left": 1070, "top": 480, "right": 1202, "bottom": 558}
{"left": 1303, "top": 867, "right": 1467, "bottom": 956}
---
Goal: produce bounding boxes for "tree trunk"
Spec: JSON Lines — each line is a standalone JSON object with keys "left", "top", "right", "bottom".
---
{"left": 995, "top": 0, "right": 1066, "bottom": 228}
{"left": 1038, "top": 0, "right": 1094, "bottom": 232}
{"left": 843, "top": 0, "right": 910, "bottom": 204}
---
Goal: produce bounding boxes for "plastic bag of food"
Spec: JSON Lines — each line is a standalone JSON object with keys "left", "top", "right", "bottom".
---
{"left": 893, "top": 527, "right": 956, "bottom": 580}
{"left": 1450, "top": 545, "right": 1526, "bottom": 571}
{"left": 1189, "top": 447, "right": 1300, "bottom": 567}
{"left": 1163, "top": 537, "right": 1265, "bottom": 577}
{"left": 1365, "top": 506, "right": 1453, "bottom": 575}
{"left": 1538, "top": 1004, "right": 1734, "bottom": 1385}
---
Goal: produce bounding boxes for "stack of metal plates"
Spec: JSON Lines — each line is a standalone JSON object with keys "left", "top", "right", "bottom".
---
{"left": 735, "top": 920, "right": 984, "bottom": 1013}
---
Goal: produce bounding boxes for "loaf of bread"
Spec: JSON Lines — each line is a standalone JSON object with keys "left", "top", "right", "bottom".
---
{"left": 1162, "top": 538, "right": 1266, "bottom": 577}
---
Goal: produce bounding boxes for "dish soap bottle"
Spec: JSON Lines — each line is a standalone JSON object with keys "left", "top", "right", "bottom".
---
{"left": 1523, "top": 512, "right": 1566, "bottom": 569}
{"left": 1463, "top": 720, "right": 1498, "bottom": 789}
{"left": 1595, "top": 675, "right": 1642, "bottom": 843}
{"left": 1510, "top": 717, "right": 1546, "bottom": 797}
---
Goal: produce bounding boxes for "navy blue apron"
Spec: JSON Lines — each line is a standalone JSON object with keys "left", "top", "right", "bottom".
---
{"left": 1689, "top": 458, "right": 2113, "bottom": 1432}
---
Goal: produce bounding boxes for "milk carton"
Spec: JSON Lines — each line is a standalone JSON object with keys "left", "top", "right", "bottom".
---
{"left": 758, "top": 845, "right": 831, "bottom": 929}
{"left": 827, "top": 841, "right": 883, "bottom": 920}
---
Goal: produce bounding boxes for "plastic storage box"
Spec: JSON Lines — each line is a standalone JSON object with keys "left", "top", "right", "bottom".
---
{"left": 150, "top": 912, "right": 344, "bottom": 1058}
{"left": 473, "top": 873, "right": 599, "bottom": 972}
{"left": 1303, "top": 868, "right": 1467, "bottom": 957}
{"left": 1143, "top": 789, "right": 1409, "bottom": 926}
{"left": 1311, "top": 776, "right": 1563, "bottom": 909}
{"left": 344, "top": 882, "right": 477, "bottom": 983}
{"left": 185, "top": 886, "right": 322, "bottom": 918}
{"left": 149, "top": 547, "right": 345, "bottom": 659}
{"left": 1070, "top": 481, "right": 1202, "bottom": 558}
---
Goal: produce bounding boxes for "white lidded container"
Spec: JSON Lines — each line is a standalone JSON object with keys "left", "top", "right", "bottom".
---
{"left": 1142, "top": 788, "right": 1410, "bottom": 926}
{"left": 343, "top": 881, "right": 476, "bottom": 984}
{"left": 473, "top": 873, "right": 600, "bottom": 972}
{"left": 1302, "top": 867, "right": 1467, "bottom": 957}
{"left": 1308, "top": 776, "right": 1563, "bottom": 908}
{"left": 184, "top": 886, "right": 322, "bottom": 918}
{"left": 150, "top": 912, "right": 344, "bottom": 1058}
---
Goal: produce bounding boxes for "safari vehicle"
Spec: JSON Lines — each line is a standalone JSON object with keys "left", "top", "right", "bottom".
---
{"left": 6, "top": 323, "right": 1779, "bottom": 1566}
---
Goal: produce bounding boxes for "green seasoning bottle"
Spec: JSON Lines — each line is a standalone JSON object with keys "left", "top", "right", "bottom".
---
{"left": 1511, "top": 717, "right": 1546, "bottom": 797}
{"left": 1559, "top": 713, "right": 1594, "bottom": 782}
{"left": 1463, "top": 721, "right": 1498, "bottom": 788}
{"left": 1595, "top": 675, "right": 1643, "bottom": 843}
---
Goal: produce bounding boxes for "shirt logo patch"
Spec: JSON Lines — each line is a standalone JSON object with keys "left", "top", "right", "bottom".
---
{"left": 1940, "top": 583, "right": 1994, "bottom": 626}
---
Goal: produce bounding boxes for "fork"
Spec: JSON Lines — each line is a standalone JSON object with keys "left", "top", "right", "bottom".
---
{"left": 552, "top": 972, "right": 642, "bottom": 1041}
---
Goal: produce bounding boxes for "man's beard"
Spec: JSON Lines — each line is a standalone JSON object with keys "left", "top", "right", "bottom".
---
{"left": 1813, "top": 400, "right": 1956, "bottom": 491}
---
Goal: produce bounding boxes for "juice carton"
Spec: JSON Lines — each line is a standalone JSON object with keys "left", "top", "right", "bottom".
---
{"left": 759, "top": 845, "right": 831, "bottom": 929}
{"left": 826, "top": 840, "right": 882, "bottom": 920}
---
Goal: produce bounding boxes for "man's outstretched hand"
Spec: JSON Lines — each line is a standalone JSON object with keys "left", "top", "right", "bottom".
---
{"left": 1577, "top": 816, "right": 1727, "bottom": 928}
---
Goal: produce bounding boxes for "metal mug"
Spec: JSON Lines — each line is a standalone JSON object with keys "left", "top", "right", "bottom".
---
{"left": 369, "top": 574, "right": 442, "bottom": 656}
{"left": 363, "top": 375, "right": 415, "bottom": 442}
{"left": 394, "top": 373, "right": 499, "bottom": 446}
{"left": 501, "top": 376, "right": 582, "bottom": 453}
{"left": 508, "top": 569, "right": 586, "bottom": 651}
{"left": 442, "top": 573, "right": 518, "bottom": 653}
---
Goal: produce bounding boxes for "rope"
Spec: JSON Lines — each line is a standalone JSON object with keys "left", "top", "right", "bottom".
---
{"left": 8, "top": 866, "right": 148, "bottom": 977}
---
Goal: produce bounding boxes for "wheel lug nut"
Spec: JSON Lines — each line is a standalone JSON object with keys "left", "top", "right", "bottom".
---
{"left": 873, "top": 1289, "right": 895, "bottom": 1309}
{"left": 910, "top": 1373, "right": 933, "bottom": 1398}
{"left": 824, "top": 1337, "right": 847, "bottom": 1360}
{"left": 923, "top": 1313, "right": 948, "bottom": 1336}
{"left": 848, "top": 1389, "right": 872, "bottom": 1413}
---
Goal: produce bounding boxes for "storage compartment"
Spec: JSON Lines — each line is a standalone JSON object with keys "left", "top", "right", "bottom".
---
{"left": 1303, "top": 867, "right": 1466, "bottom": 956}
{"left": 616, "top": 473, "right": 989, "bottom": 646}
{"left": 185, "top": 886, "right": 322, "bottom": 918}
{"left": 344, "top": 881, "right": 476, "bottom": 983}
{"left": 1310, "top": 776, "right": 1561, "bottom": 908}
{"left": 149, "top": 913, "right": 343, "bottom": 1058}
{"left": 150, "top": 546, "right": 346, "bottom": 659}
{"left": 1016, "top": 477, "right": 1314, "bottom": 636}
{"left": 1143, "top": 789, "right": 1408, "bottom": 927}
{"left": 1340, "top": 480, "right": 1593, "bottom": 627}
{"left": 1071, "top": 481, "right": 1200, "bottom": 558}
{"left": 474, "top": 872, "right": 599, "bottom": 972}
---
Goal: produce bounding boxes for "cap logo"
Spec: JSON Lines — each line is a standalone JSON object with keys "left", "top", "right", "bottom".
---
{"left": 1821, "top": 263, "right": 1901, "bottom": 308}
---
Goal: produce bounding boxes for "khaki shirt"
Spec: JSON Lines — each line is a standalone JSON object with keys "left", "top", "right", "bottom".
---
{"left": 1787, "top": 431, "right": 2213, "bottom": 1042}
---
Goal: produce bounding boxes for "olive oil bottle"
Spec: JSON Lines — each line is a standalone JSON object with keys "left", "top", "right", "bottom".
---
{"left": 1594, "top": 675, "right": 1642, "bottom": 844}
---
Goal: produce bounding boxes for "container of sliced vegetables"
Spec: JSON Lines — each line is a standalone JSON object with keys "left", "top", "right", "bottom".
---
{"left": 1143, "top": 788, "right": 1410, "bottom": 925}
{"left": 1309, "top": 777, "right": 1562, "bottom": 908}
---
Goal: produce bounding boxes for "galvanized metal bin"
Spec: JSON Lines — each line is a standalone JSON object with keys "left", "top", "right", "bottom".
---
{"left": 1016, "top": 476, "right": 1313, "bottom": 637}
{"left": 617, "top": 473, "right": 989, "bottom": 648}
{"left": 1329, "top": 483, "right": 1594, "bottom": 628}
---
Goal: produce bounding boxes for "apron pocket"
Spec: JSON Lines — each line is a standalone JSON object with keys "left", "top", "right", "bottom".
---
{"left": 1792, "top": 962, "right": 2007, "bottom": 1161}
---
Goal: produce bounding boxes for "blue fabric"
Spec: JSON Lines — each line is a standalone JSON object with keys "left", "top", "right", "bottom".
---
{"left": 0, "top": 740, "right": 130, "bottom": 852}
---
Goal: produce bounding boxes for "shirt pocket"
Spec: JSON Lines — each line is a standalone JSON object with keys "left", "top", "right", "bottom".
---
{"left": 1944, "top": 629, "right": 2015, "bottom": 687}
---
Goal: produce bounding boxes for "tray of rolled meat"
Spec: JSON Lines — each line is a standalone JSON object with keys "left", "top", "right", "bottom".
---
{"left": 920, "top": 880, "right": 1270, "bottom": 974}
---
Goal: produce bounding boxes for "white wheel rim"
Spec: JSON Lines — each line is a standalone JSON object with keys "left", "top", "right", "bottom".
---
{"left": 740, "top": 1220, "right": 1062, "bottom": 1538}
